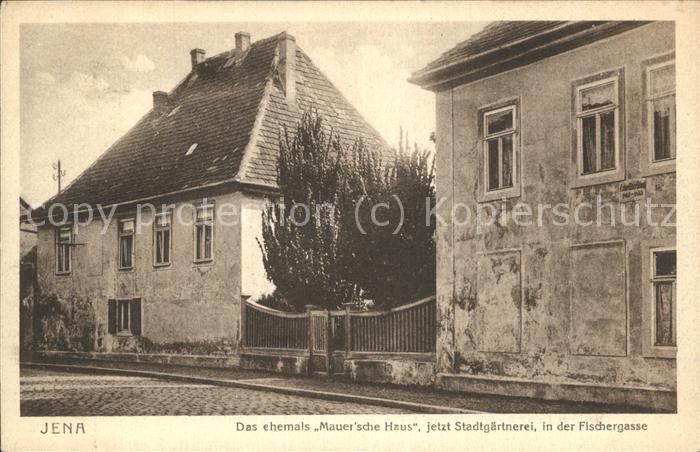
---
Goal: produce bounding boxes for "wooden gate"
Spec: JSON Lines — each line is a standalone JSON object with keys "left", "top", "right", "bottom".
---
{"left": 242, "top": 296, "right": 436, "bottom": 376}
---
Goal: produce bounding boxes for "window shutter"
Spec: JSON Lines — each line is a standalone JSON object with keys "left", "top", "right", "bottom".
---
{"left": 108, "top": 299, "right": 117, "bottom": 335}
{"left": 131, "top": 298, "right": 142, "bottom": 336}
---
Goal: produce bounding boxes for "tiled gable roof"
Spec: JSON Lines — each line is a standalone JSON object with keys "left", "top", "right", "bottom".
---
{"left": 409, "top": 21, "right": 650, "bottom": 90}
{"left": 416, "top": 21, "right": 568, "bottom": 76}
{"left": 241, "top": 46, "right": 387, "bottom": 186}
{"left": 42, "top": 32, "right": 385, "bottom": 209}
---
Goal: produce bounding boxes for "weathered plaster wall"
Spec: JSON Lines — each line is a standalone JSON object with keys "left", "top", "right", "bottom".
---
{"left": 437, "top": 22, "right": 676, "bottom": 391}
{"left": 37, "top": 191, "right": 248, "bottom": 353}
{"left": 240, "top": 193, "right": 276, "bottom": 300}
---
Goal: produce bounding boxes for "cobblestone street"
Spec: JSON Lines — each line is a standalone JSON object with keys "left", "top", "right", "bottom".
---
{"left": 20, "top": 368, "right": 410, "bottom": 416}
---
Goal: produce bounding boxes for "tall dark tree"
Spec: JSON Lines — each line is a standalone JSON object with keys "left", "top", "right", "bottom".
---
{"left": 340, "top": 130, "right": 435, "bottom": 309}
{"left": 259, "top": 112, "right": 436, "bottom": 311}
{"left": 258, "top": 111, "right": 359, "bottom": 311}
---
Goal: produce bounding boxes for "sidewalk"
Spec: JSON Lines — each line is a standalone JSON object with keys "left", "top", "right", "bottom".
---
{"left": 22, "top": 357, "right": 663, "bottom": 414}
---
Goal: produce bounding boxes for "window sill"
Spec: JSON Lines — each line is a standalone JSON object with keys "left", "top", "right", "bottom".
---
{"left": 118, "top": 267, "right": 135, "bottom": 272}
{"left": 55, "top": 271, "right": 72, "bottom": 277}
{"left": 193, "top": 259, "right": 214, "bottom": 266}
{"left": 642, "top": 346, "right": 676, "bottom": 359}
{"left": 477, "top": 186, "right": 521, "bottom": 204}
{"left": 570, "top": 170, "right": 625, "bottom": 189}
{"left": 642, "top": 161, "right": 676, "bottom": 178}
{"left": 153, "top": 263, "right": 172, "bottom": 270}
{"left": 115, "top": 331, "right": 133, "bottom": 337}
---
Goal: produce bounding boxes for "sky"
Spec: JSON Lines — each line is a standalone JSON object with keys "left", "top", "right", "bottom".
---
{"left": 20, "top": 22, "right": 487, "bottom": 207}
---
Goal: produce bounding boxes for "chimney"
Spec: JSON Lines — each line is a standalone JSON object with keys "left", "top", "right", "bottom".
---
{"left": 235, "top": 32, "right": 251, "bottom": 52}
{"left": 152, "top": 91, "right": 169, "bottom": 115}
{"left": 278, "top": 33, "right": 296, "bottom": 104}
{"left": 190, "top": 48, "right": 205, "bottom": 70}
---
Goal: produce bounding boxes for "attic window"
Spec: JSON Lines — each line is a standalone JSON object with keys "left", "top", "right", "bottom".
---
{"left": 167, "top": 106, "right": 181, "bottom": 117}
{"left": 186, "top": 143, "right": 198, "bottom": 156}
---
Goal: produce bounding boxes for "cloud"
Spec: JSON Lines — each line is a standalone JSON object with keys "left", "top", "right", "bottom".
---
{"left": 120, "top": 54, "right": 155, "bottom": 73}
{"left": 66, "top": 72, "right": 111, "bottom": 95}
{"left": 34, "top": 71, "right": 56, "bottom": 85}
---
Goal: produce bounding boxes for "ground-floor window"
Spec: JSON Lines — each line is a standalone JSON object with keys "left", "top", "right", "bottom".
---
{"left": 652, "top": 249, "right": 676, "bottom": 347}
{"left": 642, "top": 240, "right": 676, "bottom": 358}
{"left": 108, "top": 298, "right": 141, "bottom": 336}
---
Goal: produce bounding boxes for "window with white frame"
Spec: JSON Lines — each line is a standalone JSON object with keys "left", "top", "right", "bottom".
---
{"left": 651, "top": 248, "right": 676, "bottom": 347}
{"left": 194, "top": 204, "right": 213, "bottom": 262}
{"left": 118, "top": 219, "right": 135, "bottom": 269}
{"left": 575, "top": 76, "right": 620, "bottom": 175}
{"left": 483, "top": 105, "right": 517, "bottom": 191}
{"left": 646, "top": 61, "right": 675, "bottom": 163}
{"left": 56, "top": 226, "right": 72, "bottom": 274}
{"left": 153, "top": 211, "right": 171, "bottom": 266}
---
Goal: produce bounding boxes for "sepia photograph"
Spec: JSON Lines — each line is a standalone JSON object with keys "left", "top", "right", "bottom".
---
{"left": 2, "top": 1, "right": 699, "bottom": 451}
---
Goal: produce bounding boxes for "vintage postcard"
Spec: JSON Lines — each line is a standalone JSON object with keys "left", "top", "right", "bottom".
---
{"left": 1, "top": 1, "right": 699, "bottom": 450}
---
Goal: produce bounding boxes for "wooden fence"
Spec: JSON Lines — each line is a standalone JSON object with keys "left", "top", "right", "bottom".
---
{"left": 241, "top": 296, "right": 436, "bottom": 359}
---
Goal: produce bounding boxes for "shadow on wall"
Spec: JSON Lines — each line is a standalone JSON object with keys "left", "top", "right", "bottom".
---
{"left": 33, "top": 293, "right": 96, "bottom": 352}
{"left": 31, "top": 293, "right": 239, "bottom": 356}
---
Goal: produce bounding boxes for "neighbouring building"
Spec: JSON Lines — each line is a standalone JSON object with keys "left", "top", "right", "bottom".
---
{"left": 20, "top": 197, "right": 38, "bottom": 358}
{"left": 410, "top": 21, "right": 676, "bottom": 410}
{"left": 33, "top": 32, "right": 384, "bottom": 357}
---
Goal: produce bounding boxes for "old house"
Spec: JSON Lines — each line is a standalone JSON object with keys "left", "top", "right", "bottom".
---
{"left": 34, "top": 32, "right": 384, "bottom": 357}
{"left": 20, "top": 197, "right": 38, "bottom": 357}
{"left": 410, "top": 21, "right": 676, "bottom": 410}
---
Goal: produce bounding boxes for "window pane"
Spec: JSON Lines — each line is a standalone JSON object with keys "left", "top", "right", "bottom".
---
{"left": 163, "top": 230, "right": 170, "bottom": 263}
{"left": 486, "top": 109, "right": 513, "bottom": 135}
{"left": 64, "top": 246, "right": 70, "bottom": 272}
{"left": 156, "top": 213, "right": 170, "bottom": 227}
{"left": 197, "top": 206, "right": 213, "bottom": 222}
{"left": 155, "top": 231, "right": 163, "bottom": 263}
{"left": 654, "top": 281, "right": 674, "bottom": 346}
{"left": 581, "top": 116, "right": 597, "bottom": 174}
{"left": 57, "top": 245, "right": 65, "bottom": 272}
{"left": 120, "top": 220, "right": 134, "bottom": 233}
{"left": 59, "top": 229, "right": 71, "bottom": 242}
{"left": 600, "top": 110, "right": 616, "bottom": 170}
{"left": 487, "top": 139, "right": 499, "bottom": 190}
{"left": 195, "top": 225, "right": 203, "bottom": 260}
{"left": 650, "top": 64, "right": 675, "bottom": 96}
{"left": 580, "top": 82, "right": 615, "bottom": 111}
{"left": 120, "top": 236, "right": 132, "bottom": 267}
{"left": 204, "top": 225, "right": 212, "bottom": 259}
{"left": 654, "top": 250, "right": 676, "bottom": 276}
{"left": 501, "top": 135, "right": 513, "bottom": 188}
{"left": 653, "top": 97, "right": 674, "bottom": 161}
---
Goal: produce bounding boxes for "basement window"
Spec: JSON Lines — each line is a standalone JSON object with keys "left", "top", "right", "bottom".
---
{"left": 194, "top": 203, "right": 214, "bottom": 263}
{"left": 118, "top": 219, "right": 135, "bottom": 270}
{"left": 108, "top": 298, "right": 142, "bottom": 336}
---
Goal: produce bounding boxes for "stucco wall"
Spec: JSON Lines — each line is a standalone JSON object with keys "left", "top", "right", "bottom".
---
{"left": 435, "top": 22, "right": 676, "bottom": 390}
{"left": 36, "top": 191, "right": 253, "bottom": 353}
